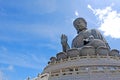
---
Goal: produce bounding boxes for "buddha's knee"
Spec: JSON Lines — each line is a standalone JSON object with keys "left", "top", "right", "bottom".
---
{"left": 87, "top": 39, "right": 106, "bottom": 48}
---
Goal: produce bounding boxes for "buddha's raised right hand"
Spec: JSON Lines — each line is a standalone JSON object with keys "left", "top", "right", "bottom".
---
{"left": 61, "top": 34, "right": 68, "bottom": 46}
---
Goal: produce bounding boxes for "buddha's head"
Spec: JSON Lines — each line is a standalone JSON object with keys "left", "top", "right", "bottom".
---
{"left": 73, "top": 17, "right": 87, "bottom": 34}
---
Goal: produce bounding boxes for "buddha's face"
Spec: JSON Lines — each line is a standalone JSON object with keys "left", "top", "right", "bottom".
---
{"left": 74, "top": 18, "right": 87, "bottom": 32}
{"left": 74, "top": 19, "right": 86, "bottom": 31}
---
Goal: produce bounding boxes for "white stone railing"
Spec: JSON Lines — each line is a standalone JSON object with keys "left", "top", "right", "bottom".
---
{"left": 48, "top": 55, "right": 120, "bottom": 66}
{"left": 43, "top": 54, "right": 120, "bottom": 75}
{"left": 49, "top": 67, "right": 120, "bottom": 77}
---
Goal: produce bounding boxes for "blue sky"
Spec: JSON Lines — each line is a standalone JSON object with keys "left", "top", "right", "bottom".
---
{"left": 0, "top": 0, "right": 120, "bottom": 80}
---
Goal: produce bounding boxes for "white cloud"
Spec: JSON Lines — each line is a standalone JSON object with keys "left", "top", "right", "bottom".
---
{"left": 0, "top": 71, "right": 7, "bottom": 80}
{"left": 0, "top": 50, "right": 48, "bottom": 69}
{"left": 88, "top": 5, "right": 120, "bottom": 38}
{"left": 0, "top": 65, "right": 14, "bottom": 72}
{"left": 0, "top": 71, "right": 3, "bottom": 80}
{"left": 7, "top": 65, "right": 14, "bottom": 71}
{"left": 75, "top": 10, "right": 79, "bottom": 17}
